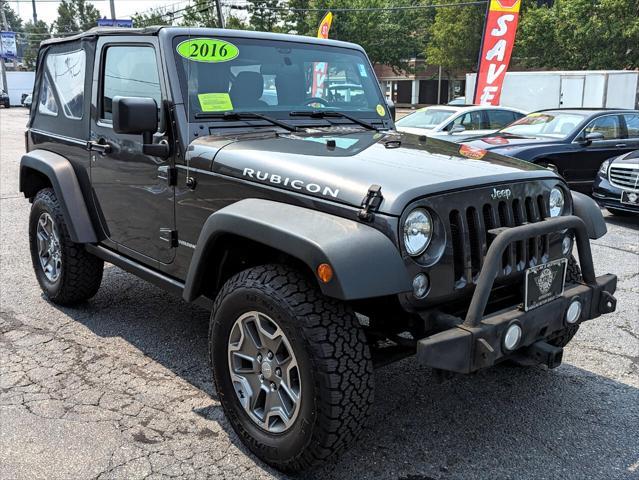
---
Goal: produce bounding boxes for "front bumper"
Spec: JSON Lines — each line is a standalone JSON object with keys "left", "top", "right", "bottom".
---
{"left": 417, "top": 215, "right": 617, "bottom": 373}
{"left": 593, "top": 175, "right": 639, "bottom": 213}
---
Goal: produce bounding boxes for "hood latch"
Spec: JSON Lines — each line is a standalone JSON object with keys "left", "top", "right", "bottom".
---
{"left": 358, "top": 184, "right": 383, "bottom": 222}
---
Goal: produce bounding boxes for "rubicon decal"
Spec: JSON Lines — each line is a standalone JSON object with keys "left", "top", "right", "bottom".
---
{"left": 242, "top": 168, "right": 340, "bottom": 198}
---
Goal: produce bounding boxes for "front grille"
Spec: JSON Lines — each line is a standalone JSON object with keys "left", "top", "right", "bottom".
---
{"left": 609, "top": 165, "right": 639, "bottom": 191}
{"left": 449, "top": 194, "right": 550, "bottom": 288}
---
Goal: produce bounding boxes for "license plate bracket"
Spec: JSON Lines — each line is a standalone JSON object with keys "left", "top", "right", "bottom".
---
{"left": 524, "top": 258, "right": 568, "bottom": 311}
{"left": 620, "top": 190, "right": 639, "bottom": 206}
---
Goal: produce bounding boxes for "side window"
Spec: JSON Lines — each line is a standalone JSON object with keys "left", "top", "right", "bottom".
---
{"left": 584, "top": 115, "right": 622, "bottom": 140}
{"left": 624, "top": 114, "right": 639, "bottom": 138}
{"left": 453, "top": 111, "right": 482, "bottom": 130}
{"left": 38, "top": 74, "right": 59, "bottom": 117}
{"left": 102, "top": 45, "right": 161, "bottom": 121}
{"left": 38, "top": 49, "right": 85, "bottom": 119}
{"left": 487, "top": 110, "right": 516, "bottom": 129}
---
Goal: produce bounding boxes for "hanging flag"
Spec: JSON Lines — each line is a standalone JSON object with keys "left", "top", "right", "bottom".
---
{"left": 473, "top": 0, "right": 521, "bottom": 105}
{"left": 311, "top": 12, "right": 333, "bottom": 98}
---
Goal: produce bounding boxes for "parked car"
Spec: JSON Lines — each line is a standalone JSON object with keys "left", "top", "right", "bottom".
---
{"left": 1, "top": 90, "right": 10, "bottom": 108}
{"left": 19, "top": 26, "right": 617, "bottom": 473}
{"left": 593, "top": 150, "right": 639, "bottom": 215}
{"left": 22, "top": 93, "right": 32, "bottom": 108}
{"left": 447, "top": 96, "right": 466, "bottom": 105}
{"left": 395, "top": 105, "right": 526, "bottom": 141}
{"left": 460, "top": 109, "right": 639, "bottom": 193}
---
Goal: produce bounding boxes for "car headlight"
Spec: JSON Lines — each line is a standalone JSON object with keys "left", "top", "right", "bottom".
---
{"left": 549, "top": 187, "right": 565, "bottom": 217}
{"left": 403, "top": 208, "right": 432, "bottom": 256}
{"left": 599, "top": 159, "right": 610, "bottom": 175}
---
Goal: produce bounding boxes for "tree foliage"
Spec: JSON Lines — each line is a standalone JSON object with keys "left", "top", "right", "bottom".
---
{"left": 53, "top": 0, "right": 101, "bottom": 34}
{"left": 23, "top": 20, "right": 50, "bottom": 69}
{"left": 181, "top": 0, "right": 219, "bottom": 28}
{"left": 248, "top": 0, "right": 284, "bottom": 32}
{"left": 1, "top": 2, "right": 23, "bottom": 31}
{"left": 131, "top": 9, "right": 172, "bottom": 28}
{"left": 515, "top": 0, "right": 639, "bottom": 69}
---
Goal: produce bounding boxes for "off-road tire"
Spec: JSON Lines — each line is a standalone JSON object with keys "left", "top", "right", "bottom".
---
{"left": 209, "top": 264, "right": 374, "bottom": 473}
{"left": 29, "top": 188, "right": 103, "bottom": 305}
{"left": 548, "top": 255, "right": 581, "bottom": 348}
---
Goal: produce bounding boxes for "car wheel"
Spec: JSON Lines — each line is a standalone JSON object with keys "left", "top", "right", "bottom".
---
{"left": 29, "top": 188, "right": 104, "bottom": 305}
{"left": 209, "top": 264, "right": 374, "bottom": 473}
{"left": 547, "top": 256, "right": 581, "bottom": 348}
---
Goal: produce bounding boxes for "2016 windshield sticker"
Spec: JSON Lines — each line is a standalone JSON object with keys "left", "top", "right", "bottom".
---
{"left": 376, "top": 104, "right": 386, "bottom": 117}
{"left": 198, "top": 93, "right": 233, "bottom": 112}
{"left": 176, "top": 38, "right": 239, "bottom": 63}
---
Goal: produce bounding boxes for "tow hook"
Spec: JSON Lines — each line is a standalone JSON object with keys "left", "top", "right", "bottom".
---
{"left": 524, "top": 341, "right": 563, "bottom": 369}
{"left": 599, "top": 291, "right": 616, "bottom": 314}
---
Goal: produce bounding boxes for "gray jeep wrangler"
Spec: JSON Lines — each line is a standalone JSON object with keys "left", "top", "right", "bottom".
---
{"left": 20, "top": 27, "right": 617, "bottom": 472}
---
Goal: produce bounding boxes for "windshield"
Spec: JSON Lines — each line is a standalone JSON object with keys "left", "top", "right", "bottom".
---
{"left": 396, "top": 108, "right": 455, "bottom": 129}
{"left": 500, "top": 112, "right": 586, "bottom": 138}
{"left": 172, "top": 36, "right": 389, "bottom": 125}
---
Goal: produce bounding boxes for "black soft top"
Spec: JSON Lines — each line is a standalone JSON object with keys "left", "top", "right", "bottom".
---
{"left": 41, "top": 26, "right": 365, "bottom": 52}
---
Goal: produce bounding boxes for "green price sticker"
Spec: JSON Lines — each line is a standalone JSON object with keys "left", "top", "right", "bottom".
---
{"left": 198, "top": 93, "right": 233, "bottom": 112}
{"left": 176, "top": 38, "right": 239, "bottom": 63}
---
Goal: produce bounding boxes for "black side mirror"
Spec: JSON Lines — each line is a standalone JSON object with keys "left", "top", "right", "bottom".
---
{"left": 386, "top": 98, "right": 396, "bottom": 121}
{"left": 113, "top": 96, "right": 169, "bottom": 158}
{"left": 581, "top": 131, "right": 605, "bottom": 145}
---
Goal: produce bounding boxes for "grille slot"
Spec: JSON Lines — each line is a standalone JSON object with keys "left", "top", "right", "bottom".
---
{"left": 609, "top": 165, "right": 639, "bottom": 191}
{"left": 449, "top": 194, "right": 549, "bottom": 288}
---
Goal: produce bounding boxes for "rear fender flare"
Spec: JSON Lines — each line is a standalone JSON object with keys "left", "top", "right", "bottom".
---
{"left": 20, "top": 149, "right": 97, "bottom": 243}
{"left": 183, "top": 199, "right": 411, "bottom": 302}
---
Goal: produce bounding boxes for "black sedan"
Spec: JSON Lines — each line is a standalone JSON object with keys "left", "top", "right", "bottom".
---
{"left": 459, "top": 109, "right": 639, "bottom": 193}
{"left": 593, "top": 150, "right": 639, "bottom": 215}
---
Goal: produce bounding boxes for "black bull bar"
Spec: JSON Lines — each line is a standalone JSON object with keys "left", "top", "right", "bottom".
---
{"left": 417, "top": 215, "right": 617, "bottom": 373}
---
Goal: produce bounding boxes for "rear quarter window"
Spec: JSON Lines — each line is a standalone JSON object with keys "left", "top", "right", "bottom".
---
{"left": 39, "top": 49, "right": 86, "bottom": 120}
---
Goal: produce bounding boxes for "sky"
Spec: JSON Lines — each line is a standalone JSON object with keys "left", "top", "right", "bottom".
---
{"left": 5, "top": 0, "right": 198, "bottom": 25}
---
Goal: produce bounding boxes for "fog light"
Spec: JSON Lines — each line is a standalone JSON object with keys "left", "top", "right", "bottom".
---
{"left": 412, "top": 273, "right": 429, "bottom": 299}
{"left": 566, "top": 298, "right": 582, "bottom": 324}
{"left": 503, "top": 323, "right": 522, "bottom": 351}
{"left": 562, "top": 236, "right": 572, "bottom": 255}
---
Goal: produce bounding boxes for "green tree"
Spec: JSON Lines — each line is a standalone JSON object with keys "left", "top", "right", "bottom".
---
{"left": 131, "top": 9, "right": 172, "bottom": 28}
{"left": 225, "top": 14, "right": 249, "bottom": 30}
{"left": 1, "top": 2, "right": 23, "bottom": 31}
{"left": 248, "top": 0, "right": 283, "bottom": 32}
{"left": 180, "top": 0, "right": 219, "bottom": 27}
{"left": 22, "top": 20, "right": 50, "bottom": 69}
{"left": 284, "top": 0, "right": 313, "bottom": 35}
{"left": 53, "top": 0, "right": 101, "bottom": 34}
{"left": 515, "top": 0, "right": 639, "bottom": 69}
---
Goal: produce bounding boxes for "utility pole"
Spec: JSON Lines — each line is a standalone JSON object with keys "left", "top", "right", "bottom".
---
{"left": 213, "top": 0, "right": 225, "bottom": 28}
{"left": 109, "top": 0, "right": 116, "bottom": 20}
{"left": 31, "top": 0, "right": 37, "bottom": 23}
{"left": 0, "top": 0, "right": 9, "bottom": 96}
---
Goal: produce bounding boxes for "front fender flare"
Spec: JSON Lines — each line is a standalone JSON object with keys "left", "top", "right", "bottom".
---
{"left": 20, "top": 150, "right": 97, "bottom": 243}
{"left": 571, "top": 191, "right": 607, "bottom": 239}
{"left": 183, "top": 199, "right": 411, "bottom": 302}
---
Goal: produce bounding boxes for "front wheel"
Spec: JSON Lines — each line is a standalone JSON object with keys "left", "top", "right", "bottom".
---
{"left": 209, "top": 265, "right": 374, "bottom": 473}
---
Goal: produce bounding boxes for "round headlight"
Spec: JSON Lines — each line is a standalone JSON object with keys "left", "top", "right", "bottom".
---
{"left": 403, "top": 208, "right": 432, "bottom": 256}
{"left": 549, "top": 187, "right": 565, "bottom": 217}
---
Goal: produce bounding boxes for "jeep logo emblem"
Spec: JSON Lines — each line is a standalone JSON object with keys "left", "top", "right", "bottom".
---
{"left": 490, "top": 187, "right": 512, "bottom": 200}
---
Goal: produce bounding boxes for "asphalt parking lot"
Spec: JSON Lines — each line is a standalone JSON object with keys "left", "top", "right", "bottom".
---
{"left": 1, "top": 106, "right": 638, "bottom": 480}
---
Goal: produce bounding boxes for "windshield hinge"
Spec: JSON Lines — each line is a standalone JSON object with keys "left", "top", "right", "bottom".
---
{"left": 358, "top": 184, "right": 383, "bottom": 222}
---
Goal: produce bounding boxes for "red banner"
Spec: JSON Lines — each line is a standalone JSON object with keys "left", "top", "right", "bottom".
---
{"left": 311, "top": 12, "right": 333, "bottom": 98}
{"left": 473, "top": 0, "right": 521, "bottom": 105}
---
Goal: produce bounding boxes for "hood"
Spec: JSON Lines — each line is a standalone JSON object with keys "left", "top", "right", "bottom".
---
{"left": 189, "top": 129, "right": 557, "bottom": 216}
{"left": 613, "top": 149, "right": 639, "bottom": 165}
{"left": 461, "top": 133, "right": 562, "bottom": 151}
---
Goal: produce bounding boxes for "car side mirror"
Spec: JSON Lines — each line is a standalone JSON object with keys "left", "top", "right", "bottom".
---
{"left": 386, "top": 98, "right": 396, "bottom": 121}
{"left": 449, "top": 124, "right": 466, "bottom": 134}
{"left": 113, "top": 96, "right": 169, "bottom": 158}
{"left": 581, "top": 131, "right": 605, "bottom": 145}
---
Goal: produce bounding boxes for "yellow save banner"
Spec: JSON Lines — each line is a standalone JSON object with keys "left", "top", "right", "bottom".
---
{"left": 311, "top": 12, "right": 333, "bottom": 98}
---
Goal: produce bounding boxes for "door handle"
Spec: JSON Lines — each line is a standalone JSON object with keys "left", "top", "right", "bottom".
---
{"left": 615, "top": 144, "right": 627, "bottom": 148}
{"left": 87, "top": 139, "right": 112, "bottom": 155}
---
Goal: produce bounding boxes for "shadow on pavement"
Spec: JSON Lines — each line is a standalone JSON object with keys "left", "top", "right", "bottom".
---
{"left": 61, "top": 265, "right": 639, "bottom": 480}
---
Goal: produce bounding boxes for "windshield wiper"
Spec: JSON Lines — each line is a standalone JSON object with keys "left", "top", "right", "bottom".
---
{"left": 194, "top": 111, "right": 298, "bottom": 132}
{"left": 289, "top": 110, "right": 378, "bottom": 131}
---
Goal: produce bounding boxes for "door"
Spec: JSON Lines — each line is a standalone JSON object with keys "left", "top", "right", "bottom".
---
{"left": 621, "top": 113, "right": 639, "bottom": 150}
{"left": 90, "top": 41, "right": 175, "bottom": 264}
{"left": 569, "top": 114, "right": 630, "bottom": 188}
{"left": 560, "top": 76, "right": 585, "bottom": 108}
